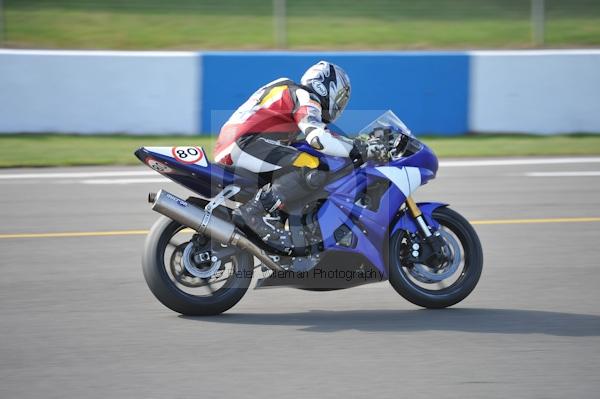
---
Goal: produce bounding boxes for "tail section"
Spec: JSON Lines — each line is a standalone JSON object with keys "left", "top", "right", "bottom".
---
{"left": 135, "top": 146, "right": 254, "bottom": 199}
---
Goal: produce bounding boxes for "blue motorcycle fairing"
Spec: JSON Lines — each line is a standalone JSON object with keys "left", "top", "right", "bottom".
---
{"left": 136, "top": 140, "right": 443, "bottom": 279}
{"left": 317, "top": 199, "right": 447, "bottom": 278}
{"left": 313, "top": 144, "right": 440, "bottom": 277}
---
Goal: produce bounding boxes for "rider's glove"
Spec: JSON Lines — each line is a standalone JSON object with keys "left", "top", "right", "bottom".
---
{"left": 350, "top": 139, "right": 389, "bottom": 165}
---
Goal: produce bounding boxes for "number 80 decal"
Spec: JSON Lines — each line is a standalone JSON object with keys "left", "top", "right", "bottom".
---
{"left": 171, "top": 146, "right": 206, "bottom": 165}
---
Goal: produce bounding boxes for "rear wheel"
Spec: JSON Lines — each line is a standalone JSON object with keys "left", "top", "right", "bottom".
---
{"left": 389, "top": 207, "right": 483, "bottom": 308}
{"left": 142, "top": 215, "right": 254, "bottom": 316}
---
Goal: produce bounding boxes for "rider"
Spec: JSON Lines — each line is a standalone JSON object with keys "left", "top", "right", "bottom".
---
{"left": 214, "top": 61, "right": 386, "bottom": 253}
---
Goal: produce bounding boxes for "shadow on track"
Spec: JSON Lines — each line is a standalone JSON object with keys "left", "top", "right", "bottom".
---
{"left": 180, "top": 308, "right": 600, "bottom": 336}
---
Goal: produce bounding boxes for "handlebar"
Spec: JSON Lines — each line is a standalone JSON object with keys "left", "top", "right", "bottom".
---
{"left": 365, "top": 127, "right": 422, "bottom": 160}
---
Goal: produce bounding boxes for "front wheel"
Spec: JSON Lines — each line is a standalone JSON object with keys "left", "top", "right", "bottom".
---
{"left": 389, "top": 207, "right": 483, "bottom": 309}
{"left": 142, "top": 215, "right": 254, "bottom": 316}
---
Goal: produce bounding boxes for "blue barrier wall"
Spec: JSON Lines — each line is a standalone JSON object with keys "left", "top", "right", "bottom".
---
{"left": 200, "top": 52, "right": 470, "bottom": 135}
{"left": 3, "top": 50, "right": 599, "bottom": 136}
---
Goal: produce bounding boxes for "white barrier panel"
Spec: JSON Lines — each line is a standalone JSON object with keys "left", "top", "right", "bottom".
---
{"left": 470, "top": 50, "right": 600, "bottom": 134}
{"left": 0, "top": 50, "right": 199, "bottom": 134}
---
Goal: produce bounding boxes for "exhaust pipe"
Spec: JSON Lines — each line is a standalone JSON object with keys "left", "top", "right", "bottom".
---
{"left": 150, "top": 190, "right": 284, "bottom": 272}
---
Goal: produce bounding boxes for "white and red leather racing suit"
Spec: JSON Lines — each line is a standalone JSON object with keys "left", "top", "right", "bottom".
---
{"left": 214, "top": 78, "right": 353, "bottom": 174}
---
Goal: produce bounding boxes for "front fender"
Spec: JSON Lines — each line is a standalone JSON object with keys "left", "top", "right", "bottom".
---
{"left": 390, "top": 202, "right": 448, "bottom": 236}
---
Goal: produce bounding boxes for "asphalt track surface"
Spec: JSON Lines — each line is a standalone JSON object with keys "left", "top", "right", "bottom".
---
{"left": 1, "top": 157, "right": 600, "bottom": 398}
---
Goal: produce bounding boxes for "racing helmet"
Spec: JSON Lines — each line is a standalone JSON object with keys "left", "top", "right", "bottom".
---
{"left": 301, "top": 61, "right": 351, "bottom": 123}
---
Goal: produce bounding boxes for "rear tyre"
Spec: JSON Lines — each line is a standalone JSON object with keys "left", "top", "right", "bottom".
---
{"left": 142, "top": 216, "right": 253, "bottom": 316}
{"left": 389, "top": 207, "right": 483, "bottom": 309}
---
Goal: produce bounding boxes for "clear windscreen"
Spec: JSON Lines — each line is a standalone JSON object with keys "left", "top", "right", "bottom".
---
{"left": 357, "top": 110, "right": 414, "bottom": 138}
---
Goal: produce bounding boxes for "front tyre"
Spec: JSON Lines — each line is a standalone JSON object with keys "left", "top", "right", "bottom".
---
{"left": 389, "top": 207, "right": 483, "bottom": 309}
{"left": 142, "top": 216, "right": 254, "bottom": 316}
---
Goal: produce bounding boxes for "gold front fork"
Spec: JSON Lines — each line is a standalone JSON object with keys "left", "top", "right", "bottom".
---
{"left": 405, "top": 196, "right": 422, "bottom": 218}
{"left": 405, "top": 196, "right": 432, "bottom": 237}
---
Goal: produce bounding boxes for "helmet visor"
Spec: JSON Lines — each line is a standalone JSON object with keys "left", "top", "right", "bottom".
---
{"left": 331, "top": 85, "right": 350, "bottom": 121}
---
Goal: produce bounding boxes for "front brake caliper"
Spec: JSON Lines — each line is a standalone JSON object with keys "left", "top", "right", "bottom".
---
{"left": 406, "top": 232, "right": 448, "bottom": 268}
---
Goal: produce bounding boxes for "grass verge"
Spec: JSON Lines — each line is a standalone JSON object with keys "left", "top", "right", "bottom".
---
{"left": 4, "top": 0, "right": 600, "bottom": 49}
{"left": 1, "top": 134, "right": 599, "bottom": 168}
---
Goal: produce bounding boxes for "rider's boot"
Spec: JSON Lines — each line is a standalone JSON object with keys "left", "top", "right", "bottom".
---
{"left": 234, "top": 188, "right": 293, "bottom": 254}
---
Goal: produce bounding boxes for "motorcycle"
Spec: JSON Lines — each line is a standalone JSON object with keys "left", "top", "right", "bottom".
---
{"left": 135, "top": 110, "right": 483, "bottom": 315}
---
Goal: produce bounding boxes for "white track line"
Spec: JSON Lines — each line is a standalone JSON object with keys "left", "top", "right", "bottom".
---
{"left": 1, "top": 157, "right": 600, "bottom": 180}
{"left": 0, "top": 171, "right": 155, "bottom": 180}
{"left": 525, "top": 171, "right": 600, "bottom": 177}
{"left": 81, "top": 178, "right": 171, "bottom": 184}
{"left": 439, "top": 157, "right": 600, "bottom": 167}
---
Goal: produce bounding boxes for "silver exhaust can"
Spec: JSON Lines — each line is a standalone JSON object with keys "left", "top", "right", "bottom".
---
{"left": 151, "top": 189, "right": 236, "bottom": 244}
{"left": 150, "top": 189, "right": 283, "bottom": 272}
